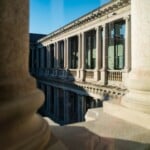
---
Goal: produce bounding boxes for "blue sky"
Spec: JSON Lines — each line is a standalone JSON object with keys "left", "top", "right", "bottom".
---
{"left": 30, "top": 0, "right": 110, "bottom": 34}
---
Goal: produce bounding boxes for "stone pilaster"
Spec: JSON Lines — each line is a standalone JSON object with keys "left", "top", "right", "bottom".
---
{"left": 122, "top": 0, "right": 150, "bottom": 113}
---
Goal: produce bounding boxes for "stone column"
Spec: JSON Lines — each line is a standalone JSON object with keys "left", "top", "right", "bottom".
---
{"left": 122, "top": 0, "right": 150, "bottom": 113}
{"left": 80, "top": 32, "right": 85, "bottom": 81}
{"left": 0, "top": 0, "right": 51, "bottom": 149}
{"left": 100, "top": 24, "right": 107, "bottom": 85}
{"left": 64, "top": 38, "right": 69, "bottom": 77}
{"left": 77, "top": 34, "right": 81, "bottom": 79}
{"left": 123, "top": 15, "right": 131, "bottom": 72}
{"left": 94, "top": 26, "right": 101, "bottom": 81}
{"left": 64, "top": 39, "right": 66, "bottom": 68}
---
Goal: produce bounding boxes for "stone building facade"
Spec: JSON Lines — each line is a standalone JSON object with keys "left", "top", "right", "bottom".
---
{"left": 30, "top": 0, "right": 131, "bottom": 125}
{"left": 1, "top": 0, "right": 150, "bottom": 149}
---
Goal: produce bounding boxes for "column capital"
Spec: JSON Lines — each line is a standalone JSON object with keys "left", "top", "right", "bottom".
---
{"left": 101, "top": 24, "right": 106, "bottom": 28}
{"left": 123, "top": 14, "right": 131, "bottom": 21}
{"left": 94, "top": 26, "right": 100, "bottom": 31}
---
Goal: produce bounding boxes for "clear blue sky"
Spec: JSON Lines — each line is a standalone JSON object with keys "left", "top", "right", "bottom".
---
{"left": 30, "top": 0, "right": 110, "bottom": 34}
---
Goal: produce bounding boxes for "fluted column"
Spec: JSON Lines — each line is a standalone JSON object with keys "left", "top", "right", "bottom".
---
{"left": 122, "top": 0, "right": 150, "bottom": 113}
{"left": 0, "top": 0, "right": 52, "bottom": 149}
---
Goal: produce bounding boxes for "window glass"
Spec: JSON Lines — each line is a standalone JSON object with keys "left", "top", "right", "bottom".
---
{"left": 108, "top": 20, "right": 125, "bottom": 70}
{"left": 85, "top": 30, "right": 96, "bottom": 69}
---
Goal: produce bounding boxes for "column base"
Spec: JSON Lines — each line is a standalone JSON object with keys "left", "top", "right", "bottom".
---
{"left": 121, "top": 70, "right": 150, "bottom": 114}
{"left": 121, "top": 91, "right": 150, "bottom": 113}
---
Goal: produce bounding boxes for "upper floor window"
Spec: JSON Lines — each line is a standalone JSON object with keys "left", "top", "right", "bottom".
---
{"left": 107, "top": 20, "right": 125, "bottom": 70}
{"left": 85, "top": 30, "right": 96, "bottom": 69}
{"left": 69, "top": 36, "right": 78, "bottom": 69}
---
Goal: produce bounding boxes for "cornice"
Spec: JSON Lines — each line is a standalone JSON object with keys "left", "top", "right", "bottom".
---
{"left": 38, "top": 0, "right": 131, "bottom": 43}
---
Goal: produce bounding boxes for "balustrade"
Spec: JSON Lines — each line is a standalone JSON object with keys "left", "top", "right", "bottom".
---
{"left": 107, "top": 70, "right": 122, "bottom": 81}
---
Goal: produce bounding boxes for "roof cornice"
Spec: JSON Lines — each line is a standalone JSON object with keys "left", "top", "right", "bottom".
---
{"left": 38, "top": 0, "right": 130, "bottom": 43}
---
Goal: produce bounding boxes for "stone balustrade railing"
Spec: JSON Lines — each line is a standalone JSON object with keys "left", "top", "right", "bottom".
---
{"left": 107, "top": 70, "right": 122, "bottom": 81}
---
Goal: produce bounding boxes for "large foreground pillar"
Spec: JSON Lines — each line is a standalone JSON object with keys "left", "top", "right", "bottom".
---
{"left": 0, "top": 0, "right": 51, "bottom": 149}
{"left": 122, "top": 0, "right": 150, "bottom": 113}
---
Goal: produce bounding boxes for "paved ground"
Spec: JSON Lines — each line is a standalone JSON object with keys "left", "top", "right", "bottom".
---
{"left": 50, "top": 110, "right": 150, "bottom": 150}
